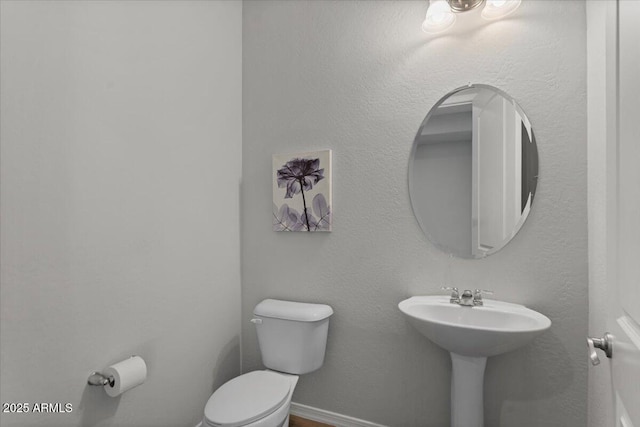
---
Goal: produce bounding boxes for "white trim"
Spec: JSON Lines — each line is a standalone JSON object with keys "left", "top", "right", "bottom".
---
{"left": 289, "top": 402, "right": 388, "bottom": 427}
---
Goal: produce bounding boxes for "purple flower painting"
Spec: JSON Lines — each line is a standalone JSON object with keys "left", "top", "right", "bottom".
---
{"left": 273, "top": 150, "right": 332, "bottom": 232}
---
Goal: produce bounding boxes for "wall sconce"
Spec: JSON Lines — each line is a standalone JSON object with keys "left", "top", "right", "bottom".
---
{"left": 422, "top": 0, "right": 522, "bottom": 33}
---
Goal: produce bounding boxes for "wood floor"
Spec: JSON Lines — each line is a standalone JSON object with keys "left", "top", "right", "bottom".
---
{"left": 289, "top": 414, "right": 334, "bottom": 427}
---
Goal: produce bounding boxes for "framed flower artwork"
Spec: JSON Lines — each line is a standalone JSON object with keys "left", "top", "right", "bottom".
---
{"left": 272, "top": 150, "right": 332, "bottom": 232}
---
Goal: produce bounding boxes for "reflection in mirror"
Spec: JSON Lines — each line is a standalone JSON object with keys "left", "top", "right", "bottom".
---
{"left": 409, "top": 85, "right": 538, "bottom": 259}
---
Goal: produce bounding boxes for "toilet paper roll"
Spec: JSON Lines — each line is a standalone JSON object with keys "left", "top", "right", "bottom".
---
{"left": 103, "top": 356, "right": 147, "bottom": 397}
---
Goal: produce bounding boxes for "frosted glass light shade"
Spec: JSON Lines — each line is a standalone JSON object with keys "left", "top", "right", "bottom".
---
{"left": 481, "top": 0, "right": 522, "bottom": 20}
{"left": 422, "top": 0, "right": 456, "bottom": 34}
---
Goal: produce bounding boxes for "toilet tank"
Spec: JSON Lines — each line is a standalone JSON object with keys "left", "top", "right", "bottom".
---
{"left": 253, "top": 299, "right": 333, "bottom": 375}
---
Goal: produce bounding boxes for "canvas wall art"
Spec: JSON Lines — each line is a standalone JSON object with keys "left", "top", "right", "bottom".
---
{"left": 272, "top": 150, "right": 332, "bottom": 232}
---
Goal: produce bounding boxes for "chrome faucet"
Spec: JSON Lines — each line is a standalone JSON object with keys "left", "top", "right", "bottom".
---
{"left": 441, "top": 286, "right": 460, "bottom": 304}
{"left": 473, "top": 289, "right": 493, "bottom": 306}
{"left": 443, "top": 287, "right": 493, "bottom": 307}
{"left": 459, "top": 289, "right": 474, "bottom": 306}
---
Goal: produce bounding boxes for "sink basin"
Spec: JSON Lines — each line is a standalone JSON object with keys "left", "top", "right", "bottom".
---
{"left": 398, "top": 295, "right": 551, "bottom": 357}
{"left": 399, "top": 295, "right": 551, "bottom": 427}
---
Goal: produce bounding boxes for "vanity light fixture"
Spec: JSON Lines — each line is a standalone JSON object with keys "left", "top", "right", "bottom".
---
{"left": 422, "top": 0, "right": 522, "bottom": 33}
{"left": 481, "top": 0, "right": 522, "bottom": 20}
{"left": 421, "top": 0, "right": 457, "bottom": 34}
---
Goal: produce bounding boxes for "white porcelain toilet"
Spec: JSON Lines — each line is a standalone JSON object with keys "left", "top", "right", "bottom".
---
{"left": 201, "top": 299, "right": 333, "bottom": 427}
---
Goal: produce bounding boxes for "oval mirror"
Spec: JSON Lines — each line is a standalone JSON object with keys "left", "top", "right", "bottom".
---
{"left": 409, "top": 84, "right": 538, "bottom": 259}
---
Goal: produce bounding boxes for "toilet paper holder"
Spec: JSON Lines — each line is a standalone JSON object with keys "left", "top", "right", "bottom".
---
{"left": 87, "top": 371, "right": 115, "bottom": 387}
{"left": 87, "top": 355, "right": 138, "bottom": 387}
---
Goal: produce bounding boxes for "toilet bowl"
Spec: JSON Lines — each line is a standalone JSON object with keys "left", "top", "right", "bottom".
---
{"left": 202, "top": 371, "right": 298, "bottom": 427}
{"left": 200, "top": 299, "right": 333, "bottom": 427}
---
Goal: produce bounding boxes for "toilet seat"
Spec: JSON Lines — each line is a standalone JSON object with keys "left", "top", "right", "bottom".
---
{"left": 204, "top": 371, "right": 292, "bottom": 427}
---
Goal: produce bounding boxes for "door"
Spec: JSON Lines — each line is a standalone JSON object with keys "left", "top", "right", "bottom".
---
{"left": 474, "top": 91, "right": 504, "bottom": 253}
{"left": 472, "top": 92, "right": 526, "bottom": 257}
{"left": 602, "top": 0, "right": 640, "bottom": 425}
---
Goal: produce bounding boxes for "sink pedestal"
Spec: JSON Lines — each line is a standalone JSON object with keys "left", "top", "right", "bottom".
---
{"left": 450, "top": 353, "right": 487, "bottom": 427}
{"left": 398, "top": 296, "right": 552, "bottom": 427}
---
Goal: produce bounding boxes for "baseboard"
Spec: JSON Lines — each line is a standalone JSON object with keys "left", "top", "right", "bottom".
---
{"left": 289, "top": 403, "right": 388, "bottom": 427}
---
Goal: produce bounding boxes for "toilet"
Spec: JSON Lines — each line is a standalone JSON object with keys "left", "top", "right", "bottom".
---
{"left": 201, "top": 299, "right": 333, "bottom": 427}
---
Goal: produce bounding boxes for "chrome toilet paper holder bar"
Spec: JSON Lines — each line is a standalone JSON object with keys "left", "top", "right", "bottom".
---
{"left": 87, "top": 371, "right": 115, "bottom": 387}
{"left": 87, "top": 355, "right": 140, "bottom": 387}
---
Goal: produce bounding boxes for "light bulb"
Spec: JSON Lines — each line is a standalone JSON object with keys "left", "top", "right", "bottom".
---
{"left": 422, "top": 0, "right": 456, "bottom": 33}
{"left": 481, "top": 0, "right": 522, "bottom": 20}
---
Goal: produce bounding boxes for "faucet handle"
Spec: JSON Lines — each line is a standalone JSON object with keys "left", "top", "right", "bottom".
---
{"left": 441, "top": 286, "right": 460, "bottom": 303}
{"left": 473, "top": 289, "right": 493, "bottom": 306}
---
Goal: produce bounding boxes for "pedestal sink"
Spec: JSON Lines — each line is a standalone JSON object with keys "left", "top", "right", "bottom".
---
{"left": 398, "top": 295, "right": 551, "bottom": 427}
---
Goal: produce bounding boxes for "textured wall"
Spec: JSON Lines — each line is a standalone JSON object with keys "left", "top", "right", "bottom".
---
{"left": 0, "top": 2, "right": 241, "bottom": 426}
{"left": 242, "top": 1, "right": 587, "bottom": 426}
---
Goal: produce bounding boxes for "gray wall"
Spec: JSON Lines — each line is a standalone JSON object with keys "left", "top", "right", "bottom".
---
{"left": 0, "top": 2, "right": 241, "bottom": 426}
{"left": 242, "top": 1, "right": 587, "bottom": 426}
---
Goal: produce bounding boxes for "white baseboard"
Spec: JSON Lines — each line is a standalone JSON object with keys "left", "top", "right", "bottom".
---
{"left": 289, "top": 402, "right": 388, "bottom": 427}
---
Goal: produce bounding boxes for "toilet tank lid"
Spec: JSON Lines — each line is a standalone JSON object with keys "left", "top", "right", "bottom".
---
{"left": 254, "top": 299, "right": 333, "bottom": 322}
